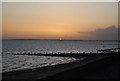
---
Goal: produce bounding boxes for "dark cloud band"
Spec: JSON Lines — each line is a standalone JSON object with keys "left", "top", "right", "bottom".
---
{"left": 77, "top": 26, "right": 118, "bottom": 40}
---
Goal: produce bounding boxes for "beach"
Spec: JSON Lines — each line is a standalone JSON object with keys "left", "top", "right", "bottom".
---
{"left": 40, "top": 54, "right": 120, "bottom": 81}
{"left": 2, "top": 55, "right": 116, "bottom": 81}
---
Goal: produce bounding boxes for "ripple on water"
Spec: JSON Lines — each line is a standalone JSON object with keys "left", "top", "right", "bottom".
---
{"left": 2, "top": 54, "right": 77, "bottom": 72}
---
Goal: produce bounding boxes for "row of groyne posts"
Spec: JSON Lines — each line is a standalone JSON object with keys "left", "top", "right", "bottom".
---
{"left": 2, "top": 48, "right": 120, "bottom": 57}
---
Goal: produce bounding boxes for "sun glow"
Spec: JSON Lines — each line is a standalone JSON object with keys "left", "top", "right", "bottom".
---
{"left": 3, "top": 2, "right": 118, "bottom": 40}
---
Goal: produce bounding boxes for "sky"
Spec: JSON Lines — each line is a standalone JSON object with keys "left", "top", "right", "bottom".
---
{"left": 1, "top": 0, "right": 119, "bottom": 2}
{"left": 2, "top": 2, "right": 118, "bottom": 40}
{"left": 0, "top": 2, "right": 2, "bottom": 39}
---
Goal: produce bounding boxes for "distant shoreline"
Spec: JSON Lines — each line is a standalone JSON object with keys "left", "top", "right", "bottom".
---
{"left": 2, "top": 39, "right": 119, "bottom": 41}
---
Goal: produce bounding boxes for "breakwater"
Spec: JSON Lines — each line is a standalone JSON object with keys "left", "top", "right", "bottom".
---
{"left": 2, "top": 48, "right": 119, "bottom": 57}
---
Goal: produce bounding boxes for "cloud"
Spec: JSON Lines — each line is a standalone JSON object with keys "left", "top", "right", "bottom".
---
{"left": 78, "top": 26, "right": 118, "bottom": 40}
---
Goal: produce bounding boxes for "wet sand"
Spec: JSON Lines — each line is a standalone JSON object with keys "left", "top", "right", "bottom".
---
{"left": 2, "top": 56, "right": 109, "bottom": 81}
{"left": 40, "top": 54, "right": 120, "bottom": 81}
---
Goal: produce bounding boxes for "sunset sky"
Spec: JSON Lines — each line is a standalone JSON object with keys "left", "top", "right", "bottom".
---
{"left": 2, "top": 2, "right": 118, "bottom": 40}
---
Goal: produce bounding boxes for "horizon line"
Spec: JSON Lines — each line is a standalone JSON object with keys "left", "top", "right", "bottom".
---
{"left": 2, "top": 39, "right": 119, "bottom": 41}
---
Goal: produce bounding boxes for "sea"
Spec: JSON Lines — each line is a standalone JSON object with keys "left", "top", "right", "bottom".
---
{"left": 1, "top": 39, "right": 118, "bottom": 72}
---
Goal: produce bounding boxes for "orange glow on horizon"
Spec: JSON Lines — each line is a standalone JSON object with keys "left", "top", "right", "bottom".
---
{"left": 2, "top": 2, "right": 118, "bottom": 40}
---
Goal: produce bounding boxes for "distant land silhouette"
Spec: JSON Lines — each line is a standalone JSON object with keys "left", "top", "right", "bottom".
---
{"left": 2, "top": 39, "right": 118, "bottom": 42}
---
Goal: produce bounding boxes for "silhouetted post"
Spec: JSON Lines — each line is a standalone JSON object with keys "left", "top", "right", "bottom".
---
{"left": 83, "top": 52, "right": 85, "bottom": 54}
{"left": 96, "top": 40, "right": 98, "bottom": 51}
{"left": 103, "top": 41, "right": 105, "bottom": 49}
{"left": 90, "top": 52, "right": 92, "bottom": 54}
{"left": 77, "top": 52, "right": 78, "bottom": 54}
{"left": 103, "top": 50, "right": 105, "bottom": 54}
{"left": 118, "top": 49, "right": 120, "bottom": 53}
{"left": 97, "top": 52, "right": 98, "bottom": 54}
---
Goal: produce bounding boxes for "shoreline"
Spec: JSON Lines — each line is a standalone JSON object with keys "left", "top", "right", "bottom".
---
{"left": 2, "top": 56, "right": 109, "bottom": 80}
{"left": 40, "top": 54, "right": 120, "bottom": 81}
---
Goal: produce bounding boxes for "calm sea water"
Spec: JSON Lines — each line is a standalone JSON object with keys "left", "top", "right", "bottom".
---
{"left": 2, "top": 40, "right": 118, "bottom": 72}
